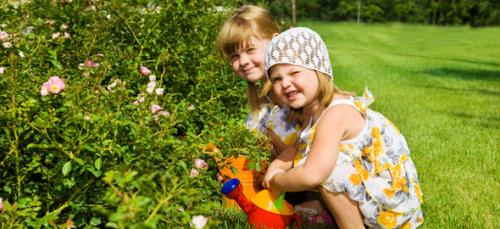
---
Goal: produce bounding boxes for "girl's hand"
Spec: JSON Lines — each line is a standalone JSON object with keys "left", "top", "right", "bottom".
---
{"left": 262, "top": 168, "right": 285, "bottom": 189}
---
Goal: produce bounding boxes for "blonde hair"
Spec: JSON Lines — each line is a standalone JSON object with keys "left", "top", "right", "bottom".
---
{"left": 217, "top": 5, "right": 279, "bottom": 111}
{"left": 287, "top": 72, "right": 354, "bottom": 124}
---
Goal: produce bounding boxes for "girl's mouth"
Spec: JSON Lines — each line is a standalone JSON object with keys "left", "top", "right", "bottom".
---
{"left": 285, "top": 90, "right": 298, "bottom": 101}
{"left": 243, "top": 67, "right": 254, "bottom": 74}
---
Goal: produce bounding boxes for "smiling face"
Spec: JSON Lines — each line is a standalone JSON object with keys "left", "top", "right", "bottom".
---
{"left": 230, "top": 36, "right": 269, "bottom": 83}
{"left": 269, "top": 64, "right": 320, "bottom": 112}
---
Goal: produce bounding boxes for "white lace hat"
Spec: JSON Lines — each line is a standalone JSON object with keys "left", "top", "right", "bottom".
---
{"left": 264, "top": 27, "right": 332, "bottom": 79}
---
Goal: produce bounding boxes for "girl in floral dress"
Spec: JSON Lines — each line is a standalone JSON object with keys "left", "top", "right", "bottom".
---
{"left": 217, "top": 6, "right": 336, "bottom": 225}
{"left": 263, "top": 27, "right": 424, "bottom": 228}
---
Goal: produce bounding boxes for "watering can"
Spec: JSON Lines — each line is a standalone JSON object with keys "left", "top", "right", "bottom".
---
{"left": 221, "top": 178, "right": 301, "bottom": 229}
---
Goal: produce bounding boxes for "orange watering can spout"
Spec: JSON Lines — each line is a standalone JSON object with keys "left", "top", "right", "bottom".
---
{"left": 221, "top": 178, "right": 302, "bottom": 229}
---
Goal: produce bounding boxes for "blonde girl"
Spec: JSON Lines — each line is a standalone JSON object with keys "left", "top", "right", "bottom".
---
{"left": 263, "top": 27, "right": 424, "bottom": 229}
{"left": 217, "top": 6, "right": 335, "bottom": 225}
{"left": 217, "top": 5, "right": 297, "bottom": 155}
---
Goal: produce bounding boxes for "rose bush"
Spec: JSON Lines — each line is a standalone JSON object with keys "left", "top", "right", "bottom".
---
{"left": 0, "top": 0, "right": 270, "bottom": 227}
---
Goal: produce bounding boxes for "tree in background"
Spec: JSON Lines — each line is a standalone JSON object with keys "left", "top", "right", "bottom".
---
{"left": 235, "top": 0, "right": 500, "bottom": 27}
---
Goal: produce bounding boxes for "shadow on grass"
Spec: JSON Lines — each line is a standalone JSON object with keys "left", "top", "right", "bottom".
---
{"left": 448, "top": 111, "right": 500, "bottom": 130}
{"left": 394, "top": 52, "right": 500, "bottom": 68}
{"left": 423, "top": 85, "right": 500, "bottom": 97}
{"left": 421, "top": 67, "right": 500, "bottom": 81}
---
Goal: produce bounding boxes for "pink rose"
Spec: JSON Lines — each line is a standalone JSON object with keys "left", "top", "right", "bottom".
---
{"left": 155, "top": 88, "right": 164, "bottom": 95}
{"left": 159, "top": 111, "right": 170, "bottom": 117}
{"left": 191, "top": 215, "right": 208, "bottom": 229}
{"left": 47, "top": 76, "right": 65, "bottom": 94}
{"left": 52, "top": 32, "right": 60, "bottom": 39}
{"left": 148, "top": 74, "right": 156, "bottom": 81}
{"left": 84, "top": 59, "right": 99, "bottom": 68}
{"left": 133, "top": 96, "right": 145, "bottom": 105}
{"left": 147, "top": 81, "right": 156, "bottom": 89}
{"left": 151, "top": 104, "right": 162, "bottom": 113}
{"left": 0, "top": 198, "right": 4, "bottom": 213}
{"left": 146, "top": 81, "right": 156, "bottom": 94}
{"left": 189, "top": 168, "right": 199, "bottom": 178}
{"left": 0, "top": 31, "right": 8, "bottom": 42}
{"left": 2, "top": 42, "right": 12, "bottom": 48}
{"left": 40, "top": 82, "right": 50, "bottom": 96}
{"left": 194, "top": 159, "right": 207, "bottom": 169}
{"left": 139, "top": 66, "right": 151, "bottom": 76}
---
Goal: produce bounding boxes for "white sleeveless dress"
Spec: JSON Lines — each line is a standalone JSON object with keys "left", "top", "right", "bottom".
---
{"left": 294, "top": 89, "right": 424, "bottom": 229}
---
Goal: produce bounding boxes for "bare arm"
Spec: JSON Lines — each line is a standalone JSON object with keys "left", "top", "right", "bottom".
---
{"left": 262, "top": 144, "right": 297, "bottom": 187}
{"left": 269, "top": 106, "right": 359, "bottom": 192}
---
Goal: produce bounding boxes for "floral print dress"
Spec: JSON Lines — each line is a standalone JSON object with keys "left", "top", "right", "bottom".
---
{"left": 294, "top": 89, "right": 424, "bottom": 229}
{"left": 245, "top": 103, "right": 301, "bottom": 146}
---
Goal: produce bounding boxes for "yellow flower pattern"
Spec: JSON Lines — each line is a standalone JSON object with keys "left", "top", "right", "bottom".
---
{"left": 283, "top": 132, "right": 298, "bottom": 146}
{"left": 296, "top": 89, "right": 423, "bottom": 228}
{"left": 401, "top": 221, "right": 412, "bottom": 229}
{"left": 349, "top": 173, "right": 362, "bottom": 186}
{"left": 377, "top": 210, "right": 400, "bottom": 229}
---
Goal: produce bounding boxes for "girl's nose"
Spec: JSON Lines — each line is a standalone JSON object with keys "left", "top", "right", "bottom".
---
{"left": 281, "top": 77, "right": 291, "bottom": 88}
{"left": 239, "top": 53, "right": 250, "bottom": 66}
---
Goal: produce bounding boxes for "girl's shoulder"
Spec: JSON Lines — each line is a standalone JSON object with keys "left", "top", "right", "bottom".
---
{"left": 327, "top": 88, "right": 374, "bottom": 115}
{"left": 316, "top": 88, "right": 374, "bottom": 138}
{"left": 318, "top": 102, "right": 361, "bottom": 129}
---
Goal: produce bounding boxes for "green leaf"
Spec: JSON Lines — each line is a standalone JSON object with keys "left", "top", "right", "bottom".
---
{"left": 105, "top": 222, "right": 118, "bottom": 228}
{"left": 74, "top": 157, "right": 84, "bottom": 166}
{"left": 249, "top": 162, "right": 255, "bottom": 171}
{"left": 256, "top": 162, "right": 262, "bottom": 172}
{"left": 63, "top": 100, "right": 73, "bottom": 107}
{"left": 95, "top": 158, "right": 102, "bottom": 170}
{"left": 62, "top": 161, "right": 72, "bottom": 176}
{"left": 231, "top": 166, "right": 238, "bottom": 175}
{"left": 63, "top": 178, "right": 75, "bottom": 188}
{"left": 273, "top": 193, "right": 285, "bottom": 210}
{"left": 90, "top": 217, "right": 101, "bottom": 226}
{"left": 83, "top": 144, "right": 97, "bottom": 152}
{"left": 177, "top": 160, "right": 187, "bottom": 171}
{"left": 48, "top": 49, "right": 62, "bottom": 70}
{"left": 88, "top": 167, "right": 102, "bottom": 177}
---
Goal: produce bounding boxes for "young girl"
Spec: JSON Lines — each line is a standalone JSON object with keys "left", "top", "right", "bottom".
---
{"left": 217, "top": 5, "right": 297, "bottom": 156}
{"left": 263, "top": 27, "right": 424, "bottom": 228}
{"left": 217, "top": 5, "right": 334, "bottom": 225}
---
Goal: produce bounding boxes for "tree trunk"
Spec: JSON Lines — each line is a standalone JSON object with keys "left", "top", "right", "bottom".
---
{"left": 292, "top": 0, "right": 296, "bottom": 27}
{"left": 357, "top": 0, "right": 361, "bottom": 24}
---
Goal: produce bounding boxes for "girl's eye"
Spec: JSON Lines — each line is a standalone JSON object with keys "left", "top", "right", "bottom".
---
{"left": 230, "top": 54, "right": 239, "bottom": 61}
{"left": 247, "top": 48, "right": 255, "bottom": 53}
{"left": 271, "top": 76, "right": 281, "bottom": 83}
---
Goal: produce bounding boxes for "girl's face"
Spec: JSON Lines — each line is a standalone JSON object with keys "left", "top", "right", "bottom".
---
{"left": 269, "top": 64, "right": 319, "bottom": 111}
{"left": 230, "top": 36, "right": 269, "bottom": 83}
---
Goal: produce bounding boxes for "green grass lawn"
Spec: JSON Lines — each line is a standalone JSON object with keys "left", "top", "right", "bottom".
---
{"left": 295, "top": 21, "right": 499, "bottom": 228}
